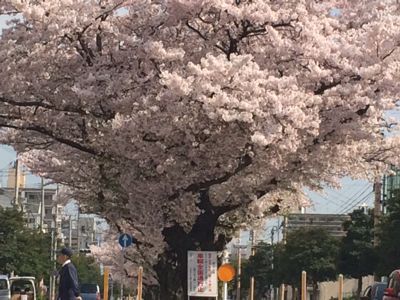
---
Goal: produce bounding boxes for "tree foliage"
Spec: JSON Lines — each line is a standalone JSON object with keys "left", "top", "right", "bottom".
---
{"left": 1, "top": 0, "right": 400, "bottom": 296}
{"left": 242, "top": 242, "right": 279, "bottom": 299}
{"left": 376, "top": 188, "right": 400, "bottom": 276}
{"left": 338, "top": 209, "right": 376, "bottom": 278}
{"left": 0, "top": 207, "right": 52, "bottom": 281}
{"left": 338, "top": 209, "right": 376, "bottom": 299}
{"left": 277, "top": 229, "right": 339, "bottom": 288}
{"left": 241, "top": 228, "right": 339, "bottom": 300}
{"left": 72, "top": 254, "right": 103, "bottom": 287}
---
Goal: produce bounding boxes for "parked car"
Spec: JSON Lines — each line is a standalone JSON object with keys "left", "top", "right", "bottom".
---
{"left": 362, "top": 282, "right": 387, "bottom": 300}
{"left": 0, "top": 276, "right": 36, "bottom": 300}
{"left": 80, "top": 284, "right": 100, "bottom": 300}
{"left": 9, "top": 277, "right": 36, "bottom": 300}
{"left": 383, "top": 270, "right": 400, "bottom": 300}
{"left": 0, "top": 276, "right": 10, "bottom": 300}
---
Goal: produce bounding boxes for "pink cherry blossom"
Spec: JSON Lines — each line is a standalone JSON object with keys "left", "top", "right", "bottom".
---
{"left": 1, "top": 0, "right": 400, "bottom": 292}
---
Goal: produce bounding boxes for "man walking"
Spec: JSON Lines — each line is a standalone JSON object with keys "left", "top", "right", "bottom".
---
{"left": 56, "top": 247, "right": 81, "bottom": 300}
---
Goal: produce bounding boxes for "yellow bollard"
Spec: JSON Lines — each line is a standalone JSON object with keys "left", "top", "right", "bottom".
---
{"left": 250, "top": 276, "right": 255, "bottom": 300}
{"left": 338, "top": 274, "right": 344, "bottom": 300}
{"left": 103, "top": 267, "right": 110, "bottom": 300}
{"left": 301, "top": 271, "right": 307, "bottom": 300}
{"left": 280, "top": 284, "right": 285, "bottom": 300}
{"left": 137, "top": 266, "right": 143, "bottom": 300}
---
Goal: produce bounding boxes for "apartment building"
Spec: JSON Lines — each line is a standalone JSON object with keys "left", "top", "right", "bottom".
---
{"left": 284, "top": 213, "right": 350, "bottom": 238}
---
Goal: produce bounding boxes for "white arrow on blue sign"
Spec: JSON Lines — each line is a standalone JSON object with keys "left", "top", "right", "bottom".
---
{"left": 118, "top": 233, "right": 133, "bottom": 248}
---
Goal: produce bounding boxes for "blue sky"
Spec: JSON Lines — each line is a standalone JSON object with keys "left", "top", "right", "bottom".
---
{"left": 0, "top": 18, "right": 7, "bottom": 28}
{"left": 0, "top": 145, "right": 43, "bottom": 188}
{"left": 0, "top": 14, "right": 14, "bottom": 30}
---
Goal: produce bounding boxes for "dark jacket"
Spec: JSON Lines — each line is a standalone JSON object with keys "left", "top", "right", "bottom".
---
{"left": 58, "top": 261, "right": 80, "bottom": 300}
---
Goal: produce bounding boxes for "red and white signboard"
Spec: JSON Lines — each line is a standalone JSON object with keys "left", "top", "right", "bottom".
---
{"left": 187, "top": 251, "right": 218, "bottom": 297}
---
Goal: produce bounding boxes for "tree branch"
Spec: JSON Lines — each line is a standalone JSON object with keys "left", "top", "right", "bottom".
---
{"left": 183, "top": 152, "right": 253, "bottom": 194}
{"left": 314, "top": 75, "right": 361, "bottom": 95}
{"left": 0, "top": 96, "right": 115, "bottom": 120}
{"left": 0, "top": 122, "right": 98, "bottom": 155}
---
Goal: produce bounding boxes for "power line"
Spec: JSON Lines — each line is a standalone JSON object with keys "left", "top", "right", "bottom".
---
{"left": 306, "top": 188, "right": 348, "bottom": 209}
{"left": 315, "top": 193, "right": 345, "bottom": 208}
{"left": 318, "top": 185, "right": 366, "bottom": 207}
{"left": 340, "top": 191, "right": 372, "bottom": 214}
{"left": 335, "top": 183, "right": 371, "bottom": 213}
{"left": 340, "top": 191, "right": 374, "bottom": 214}
{"left": 328, "top": 187, "right": 365, "bottom": 204}
{"left": 337, "top": 184, "right": 373, "bottom": 214}
{"left": 337, "top": 189, "right": 371, "bottom": 214}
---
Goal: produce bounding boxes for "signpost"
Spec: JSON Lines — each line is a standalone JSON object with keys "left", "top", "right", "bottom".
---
{"left": 217, "top": 264, "right": 235, "bottom": 282}
{"left": 118, "top": 233, "right": 133, "bottom": 248}
{"left": 187, "top": 251, "right": 218, "bottom": 298}
{"left": 218, "top": 263, "right": 235, "bottom": 300}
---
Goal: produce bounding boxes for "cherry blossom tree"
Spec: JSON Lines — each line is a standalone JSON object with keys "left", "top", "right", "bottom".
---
{"left": 1, "top": 0, "right": 400, "bottom": 298}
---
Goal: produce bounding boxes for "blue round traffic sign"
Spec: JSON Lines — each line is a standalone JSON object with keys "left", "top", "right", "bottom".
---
{"left": 118, "top": 233, "right": 133, "bottom": 248}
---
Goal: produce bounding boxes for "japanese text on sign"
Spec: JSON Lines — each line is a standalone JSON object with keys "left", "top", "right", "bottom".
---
{"left": 187, "top": 251, "right": 218, "bottom": 297}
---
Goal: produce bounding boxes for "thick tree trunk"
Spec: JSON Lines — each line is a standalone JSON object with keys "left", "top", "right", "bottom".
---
{"left": 146, "top": 189, "right": 230, "bottom": 300}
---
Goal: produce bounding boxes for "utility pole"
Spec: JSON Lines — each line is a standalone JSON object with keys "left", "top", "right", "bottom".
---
{"left": 249, "top": 230, "right": 255, "bottom": 300}
{"left": 271, "top": 227, "right": 277, "bottom": 300}
{"left": 40, "top": 177, "right": 45, "bottom": 231}
{"left": 13, "top": 158, "right": 20, "bottom": 208}
{"left": 52, "top": 206, "right": 59, "bottom": 300}
{"left": 49, "top": 229, "right": 54, "bottom": 300}
{"left": 236, "top": 230, "right": 242, "bottom": 300}
{"left": 271, "top": 228, "right": 275, "bottom": 246}
{"left": 49, "top": 227, "right": 58, "bottom": 300}
{"left": 282, "top": 216, "right": 288, "bottom": 244}
{"left": 374, "top": 177, "right": 382, "bottom": 246}
{"left": 277, "top": 221, "right": 280, "bottom": 242}
{"left": 382, "top": 175, "right": 387, "bottom": 215}
{"left": 49, "top": 186, "right": 61, "bottom": 300}
{"left": 223, "top": 250, "right": 229, "bottom": 300}
{"left": 77, "top": 203, "right": 81, "bottom": 251}
{"left": 69, "top": 215, "right": 72, "bottom": 248}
